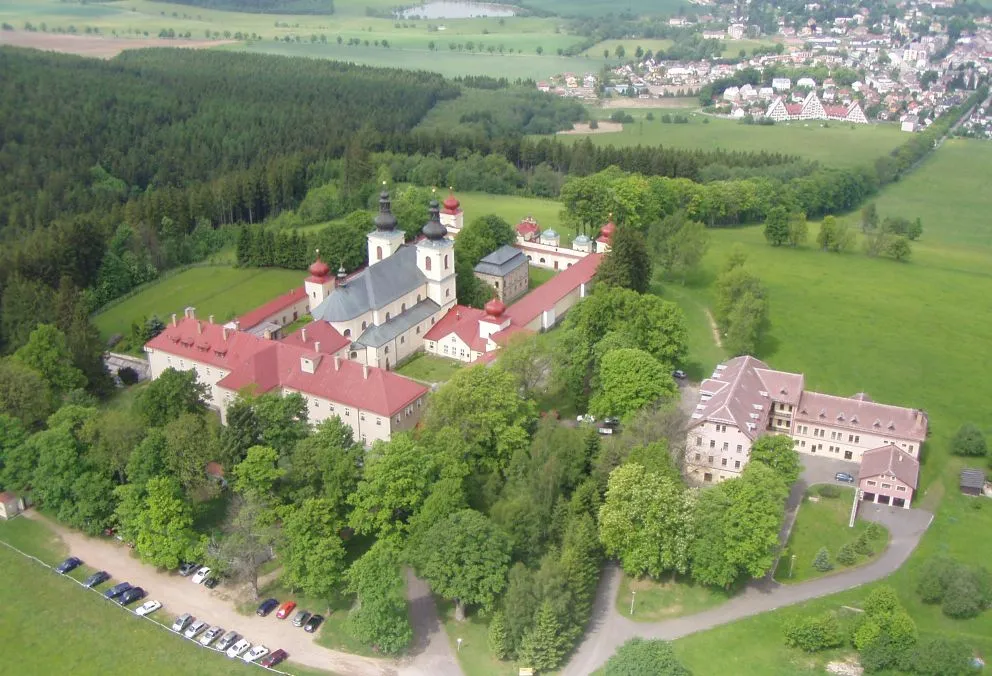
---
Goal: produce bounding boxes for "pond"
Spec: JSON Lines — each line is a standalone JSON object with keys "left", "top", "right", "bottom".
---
{"left": 399, "top": 1, "right": 517, "bottom": 19}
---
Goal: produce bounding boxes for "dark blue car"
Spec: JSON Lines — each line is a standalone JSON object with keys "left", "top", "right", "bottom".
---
{"left": 104, "top": 582, "right": 132, "bottom": 599}
{"left": 83, "top": 571, "right": 110, "bottom": 588}
{"left": 256, "top": 598, "right": 279, "bottom": 616}
{"left": 56, "top": 557, "right": 82, "bottom": 574}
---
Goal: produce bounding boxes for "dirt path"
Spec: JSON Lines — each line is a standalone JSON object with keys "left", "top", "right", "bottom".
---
{"left": 24, "top": 511, "right": 462, "bottom": 676}
{"left": 704, "top": 308, "right": 723, "bottom": 349}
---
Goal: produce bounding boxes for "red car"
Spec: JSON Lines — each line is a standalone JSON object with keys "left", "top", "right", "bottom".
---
{"left": 275, "top": 601, "right": 296, "bottom": 619}
{"left": 259, "top": 649, "right": 288, "bottom": 668}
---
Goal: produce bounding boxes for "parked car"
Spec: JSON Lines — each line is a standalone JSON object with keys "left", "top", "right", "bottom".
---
{"left": 602, "top": 417, "right": 620, "bottom": 428}
{"left": 673, "top": 369, "right": 687, "bottom": 380}
{"left": 184, "top": 619, "right": 209, "bottom": 639}
{"left": 178, "top": 562, "right": 199, "bottom": 577}
{"left": 835, "top": 472, "right": 855, "bottom": 483}
{"left": 575, "top": 414, "right": 595, "bottom": 424}
{"left": 243, "top": 645, "right": 269, "bottom": 663}
{"left": 104, "top": 582, "right": 132, "bottom": 600}
{"left": 226, "top": 638, "right": 251, "bottom": 659}
{"left": 303, "top": 614, "right": 324, "bottom": 633}
{"left": 191, "top": 567, "right": 211, "bottom": 585}
{"left": 291, "top": 610, "right": 311, "bottom": 627}
{"left": 83, "top": 571, "right": 110, "bottom": 588}
{"left": 597, "top": 425, "right": 615, "bottom": 436}
{"left": 275, "top": 601, "right": 296, "bottom": 619}
{"left": 55, "top": 557, "right": 82, "bottom": 574}
{"left": 203, "top": 577, "right": 220, "bottom": 589}
{"left": 256, "top": 598, "right": 279, "bottom": 616}
{"left": 118, "top": 587, "right": 145, "bottom": 606}
{"left": 135, "top": 600, "right": 161, "bottom": 616}
{"left": 171, "top": 613, "right": 193, "bottom": 633}
{"left": 215, "top": 630, "right": 240, "bottom": 652}
{"left": 200, "top": 625, "right": 224, "bottom": 647}
{"left": 259, "top": 649, "right": 288, "bottom": 668}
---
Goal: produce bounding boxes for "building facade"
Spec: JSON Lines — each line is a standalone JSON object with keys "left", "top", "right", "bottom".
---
{"left": 685, "top": 356, "right": 927, "bottom": 484}
{"left": 474, "top": 245, "right": 529, "bottom": 303}
{"left": 857, "top": 444, "right": 919, "bottom": 509}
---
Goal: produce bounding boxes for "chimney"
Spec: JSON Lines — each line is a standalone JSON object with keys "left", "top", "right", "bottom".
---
{"left": 314, "top": 341, "right": 321, "bottom": 353}
{"left": 362, "top": 364, "right": 369, "bottom": 380}
{"left": 208, "top": 314, "right": 214, "bottom": 324}
{"left": 185, "top": 306, "right": 196, "bottom": 319}
{"left": 263, "top": 328, "right": 273, "bottom": 341}
{"left": 222, "top": 327, "right": 230, "bottom": 341}
{"left": 197, "top": 321, "right": 203, "bottom": 334}
{"left": 171, "top": 313, "right": 177, "bottom": 327}
{"left": 301, "top": 328, "right": 307, "bottom": 343}
{"left": 334, "top": 355, "right": 340, "bottom": 371}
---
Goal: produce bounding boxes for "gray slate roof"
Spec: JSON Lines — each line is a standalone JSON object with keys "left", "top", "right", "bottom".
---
{"left": 960, "top": 468, "right": 986, "bottom": 490}
{"left": 312, "top": 246, "right": 425, "bottom": 322}
{"left": 474, "top": 245, "right": 527, "bottom": 277}
{"left": 353, "top": 299, "right": 440, "bottom": 348}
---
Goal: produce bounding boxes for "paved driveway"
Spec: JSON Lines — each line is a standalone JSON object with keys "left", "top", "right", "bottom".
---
{"left": 26, "top": 512, "right": 460, "bottom": 676}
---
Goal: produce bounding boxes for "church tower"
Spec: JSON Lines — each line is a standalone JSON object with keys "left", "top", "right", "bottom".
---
{"left": 439, "top": 188, "right": 464, "bottom": 237}
{"left": 367, "top": 187, "right": 404, "bottom": 266}
{"left": 417, "top": 200, "right": 456, "bottom": 311}
{"left": 304, "top": 252, "right": 335, "bottom": 310}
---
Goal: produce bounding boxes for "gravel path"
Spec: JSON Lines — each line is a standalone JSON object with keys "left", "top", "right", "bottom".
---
{"left": 25, "top": 512, "right": 461, "bottom": 676}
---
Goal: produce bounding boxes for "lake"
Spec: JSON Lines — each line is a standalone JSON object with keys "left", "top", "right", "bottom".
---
{"left": 399, "top": 1, "right": 518, "bottom": 19}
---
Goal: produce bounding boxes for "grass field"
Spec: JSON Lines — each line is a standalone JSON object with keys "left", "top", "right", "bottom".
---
{"left": 395, "top": 353, "right": 465, "bottom": 383}
{"left": 773, "top": 488, "right": 889, "bottom": 584}
{"left": 663, "top": 139, "right": 992, "bottom": 672}
{"left": 456, "top": 191, "right": 574, "bottom": 239}
{"left": 616, "top": 573, "right": 732, "bottom": 622}
{"left": 562, "top": 110, "right": 906, "bottom": 168}
{"left": 528, "top": 265, "right": 557, "bottom": 289}
{"left": 92, "top": 265, "right": 304, "bottom": 340}
{"left": 439, "top": 601, "right": 519, "bottom": 676}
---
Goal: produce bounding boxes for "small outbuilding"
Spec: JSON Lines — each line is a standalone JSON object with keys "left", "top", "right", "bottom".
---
{"left": 960, "top": 468, "right": 986, "bottom": 496}
{"left": 0, "top": 491, "right": 24, "bottom": 520}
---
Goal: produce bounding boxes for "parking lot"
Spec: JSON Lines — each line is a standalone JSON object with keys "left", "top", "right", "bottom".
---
{"left": 24, "top": 512, "right": 394, "bottom": 676}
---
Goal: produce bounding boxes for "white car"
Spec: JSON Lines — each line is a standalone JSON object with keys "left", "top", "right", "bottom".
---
{"left": 226, "top": 638, "right": 251, "bottom": 659}
{"left": 200, "top": 625, "right": 224, "bottom": 647}
{"left": 184, "top": 619, "right": 208, "bottom": 639}
{"left": 191, "top": 567, "right": 211, "bottom": 584}
{"left": 135, "top": 600, "right": 161, "bottom": 616}
{"left": 242, "top": 645, "right": 269, "bottom": 663}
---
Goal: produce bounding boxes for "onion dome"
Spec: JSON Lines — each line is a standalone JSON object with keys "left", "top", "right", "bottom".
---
{"left": 573, "top": 234, "right": 591, "bottom": 245}
{"left": 484, "top": 298, "right": 506, "bottom": 318}
{"left": 599, "top": 220, "right": 616, "bottom": 238}
{"left": 422, "top": 200, "right": 447, "bottom": 240}
{"left": 443, "top": 190, "right": 460, "bottom": 212}
{"left": 374, "top": 189, "right": 397, "bottom": 231}
{"left": 542, "top": 228, "right": 559, "bottom": 239}
{"left": 309, "top": 258, "right": 330, "bottom": 278}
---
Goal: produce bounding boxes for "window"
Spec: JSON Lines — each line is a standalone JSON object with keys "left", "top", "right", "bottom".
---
{"left": 443, "top": 345, "right": 449, "bottom": 354}
{"left": 736, "top": 444, "right": 742, "bottom": 452}
{"left": 695, "top": 437, "right": 702, "bottom": 446}
{"left": 539, "top": 257, "right": 546, "bottom": 263}
{"left": 881, "top": 483, "right": 891, "bottom": 489}
{"left": 735, "top": 461, "right": 741, "bottom": 469}
{"left": 343, "top": 329, "right": 351, "bottom": 338}
{"left": 385, "top": 312, "right": 391, "bottom": 321}
{"left": 417, "top": 294, "right": 422, "bottom": 302}
{"left": 350, "top": 351, "right": 357, "bottom": 359}
{"left": 709, "top": 440, "right": 715, "bottom": 449}
{"left": 695, "top": 453, "right": 701, "bottom": 461}
{"left": 445, "top": 289, "right": 451, "bottom": 298}
{"left": 206, "top": 368, "right": 211, "bottom": 376}
{"left": 401, "top": 303, "right": 406, "bottom": 312}
{"left": 416, "top": 327, "right": 421, "bottom": 335}
{"left": 360, "top": 413, "right": 365, "bottom": 421}
{"left": 329, "top": 404, "right": 335, "bottom": 413}
{"left": 361, "top": 434, "right": 367, "bottom": 443}
{"left": 384, "top": 346, "right": 390, "bottom": 354}
{"left": 708, "top": 456, "right": 714, "bottom": 464}
{"left": 801, "top": 440, "right": 806, "bottom": 447}
{"left": 376, "top": 418, "right": 382, "bottom": 426}
{"left": 425, "top": 257, "right": 432, "bottom": 271}
{"left": 345, "top": 409, "right": 350, "bottom": 417}
{"left": 376, "top": 245, "right": 383, "bottom": 261}
{"left": 908, "top": 444, "right": 913, "bottom": 453}
{"left": 867, "top": 480, "right": 877, "bottom": 486}
{"left": 400, "top": 336, "right": 405, "bottom": 345}
{"left": 494, "top": 281, "right": 499, "bottom": 288}
{"left": 362, "top": 321, "right": 367, "bottom": 330}
{"left": 444, "top": 254, "right": 449, "bottom": 269}
{"left": 896, "top": 485, "right": 906, "bottom": 492}
{"left": 721, "top": 458, "right": 727, "bottom": 466}
{"left": 722, "top": 442, "right": 728, "bottom": 451}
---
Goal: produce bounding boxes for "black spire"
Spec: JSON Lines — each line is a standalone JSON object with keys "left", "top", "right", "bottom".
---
{"left": 422, "top": 200, "right": 447, "bottom": 240}
{"left": 374, "top": 187, "right": 397, "bottom": 232}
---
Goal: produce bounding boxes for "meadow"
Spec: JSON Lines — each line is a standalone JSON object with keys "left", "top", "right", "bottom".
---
{"left": 560, "top": 109, "right": 907, "bottom": 168}
{"left": 92, "top": 265, "right": 305, "bottom": 340}
{"left": 666, "top": 139, "right": 992, "bottom": 672}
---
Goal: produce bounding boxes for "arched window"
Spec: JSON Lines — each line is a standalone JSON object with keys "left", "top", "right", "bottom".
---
{"left": 425, "top": 257, "right": 432, "bottom": 271}
{"left": 376, "top": 245, "right": 383, "bottom": 261}
{"left": 384, "top": 346, "right": 390, "bottom": 354}
{"left": 350, "top": 351, "right": 357, "bottom": 359}
{"left": 401, "top": 303, "right": 406, "bottom": 312}
{"left": 444, "top": 254, "right": 450, "bottom": 270}
{"left": 445, "top": 289, "right": 451, "bottom": 298}
{"left": 385, "top": 312, "right": 391, "bottom": 321}
{"left": 417, "top": 294, "right": 422, "bottom": 302}
{"left": 539, "top": 257, "right": 546, "bottom": 264}
{"left": 343, "top": 329, "right": 351, "bottom": 338}
{"left": 361, "top": 321, "right": 367, "bottom": 330}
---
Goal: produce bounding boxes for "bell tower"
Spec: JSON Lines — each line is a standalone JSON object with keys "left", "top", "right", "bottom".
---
{"left": 417, "top": 199, "right": 456, "bottom": 311}
{"left": 367, "top": 185, "right": 404, "bottom": 266}
{"left": 305, "top": 251, "right": 335, "bottom": 310}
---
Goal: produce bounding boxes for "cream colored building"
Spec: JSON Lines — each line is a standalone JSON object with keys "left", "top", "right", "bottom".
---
{"left": 685, "top": 356, "right": 928, "bottom": 483}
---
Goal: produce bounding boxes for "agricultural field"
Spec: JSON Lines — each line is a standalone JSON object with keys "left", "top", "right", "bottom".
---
{"left": 666, "top": 140, "right": 992, "bottom": 672}
{"left": 560, "top": 109, "right": 906, "bottom": 168}
{"left": 93, "top": 265, "right": 305, "bottom": 340}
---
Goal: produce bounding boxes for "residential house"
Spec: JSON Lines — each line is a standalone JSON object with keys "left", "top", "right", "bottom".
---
{"left": 857, "top": 444, "right": 920, "bottom": 508}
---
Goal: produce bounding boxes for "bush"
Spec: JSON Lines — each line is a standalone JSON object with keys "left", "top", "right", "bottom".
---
{"left": 601, "top": 638, "right": 691, "bottom": 676}
{"left": 916, "top": 556, "right": 955, "bottom": 603}
{"left": 117, "top": 366, "right": 139, "bottom": 385}
{"left": 941, "top": 573, "right": 984, "bottom": 619}
{"left": 784, "top": 612, "right": 844, "bottom": 652}
{"left": 855, "top": 530, "right": 875, "bottom": 556}
{"left": 865, "top": 522, "right": 883, "bottom": 540}
{"left": 905, "top": 635, "right": 974, "bottom": 676}
{"left": 836, "top": 542, "right": 858, "bottom": 566}
{"left": 863, "top": 585, "right": 900, "bottom": 618}
{"left": 813, "top": 547, "right": 833, "bottom": 572}
{"left": 817, "top": 484, "right": 841, "bottom": 498}
{"left": 951, "top": 423, "right": 988, "bottom": 457}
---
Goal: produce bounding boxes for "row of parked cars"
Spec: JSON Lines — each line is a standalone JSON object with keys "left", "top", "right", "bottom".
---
{"left": 178, "top": 561, "right": 220, "bottom": 588}
{"left": 57, "top": 557, "right": 159, "bottom": 612}
{"left": 171, "top": 613, "right": 288, "bottom": 667}
{"left": 255, "top": 598, "right": 324, "bottom": 633}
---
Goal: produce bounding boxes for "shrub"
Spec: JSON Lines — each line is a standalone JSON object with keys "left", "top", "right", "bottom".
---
{"left": 853, "top": 617, "right": 882, "bottom": 651}
{"left": 905, "top": 635, "right": 974, "bottom": 676}
{"left": 951, "top": 423, "right": 988, "bottom": 457}
{"left": 941, "top": 573, "right": 984, "bottom": 618}
{"left": 865, "top": 522, "right": 883, "bottom": 540}
{"left": 784, "top": 612, "right": 844, "bottom": 652}
{"left": 602, "top": 638, "right": 691, "bottom": 676}
{"left": 813, "top": 547, "right": 833, "bottom": 572}
{"left": 916, "top": 556, "right": 955, "bottom": 603}
{"left": 117, "top": 366, "right": 139, "bottom": 385}
{"left": 863, "top": 585, "right": 900, "bottom": 618}
{"left": 859, "top": 633, "right": 902, "bottom": 673}
{"left": 817, "top": 484, "right": 841, "bottom": 498}
{"left": 855, "top": 530, "right": 875, "bottom": 556}
{"left": 836, "top": 542, "right": 858, "bottom": 566}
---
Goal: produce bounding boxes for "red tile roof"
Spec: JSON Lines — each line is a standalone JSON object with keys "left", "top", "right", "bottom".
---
{"left": 786, "top": 103, "right": 803, "bottom": 115}
{"left": 490, "top": 324, "right": 532, "bottom": 346}
{"left": 216, "top": 341, "right": 427, "bottom": 416}
{"left": 858, "top": 444, "right": 920, "bottom": 489}
{"left": 146, "top": 318, "right": 269, "bottom": 371}
{"left": 505, "top": 253, "right": 602, "bottom": 327}
{"left": 516, "top": 219, "right": 539, "bottom": 236}
{"left": 280, "top": 321, "right": 350, "bottom": 355}
{"left": 236, "top": 286, "right": 307, "bottom": 331}
{"left": 424, "top": 305, "right": 488, "bottom": 352}
{"left": 796, "top": 391, "right": 927, "bottom": 442}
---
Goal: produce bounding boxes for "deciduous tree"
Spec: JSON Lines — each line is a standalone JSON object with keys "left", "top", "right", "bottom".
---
{"left": 232, "top": 445, "right": 286, "bottom": 499}
{"left": 590, "top": 348, "right": 677, "bottom": 420}
{"left": 595, "top": 225, "right": 653, "bottom": 293}
{"left": 133, "top": 476, "right": 204, "bottom": 570}
{"left": 280, "top": 498, "right": 347, "bottom": 600}
{"left": 345, "top": 540, "right": 412, "bottom": 655}
{"left": 749, "top": 434, "right": 801, "bottom": 485}
{"left": 763, "top": 206, "right": 790, "bottom": 246}
{"left": 135, "top": 367, "right": 207, "bottom": 427}
{"left": 12, "top": 324, "right": 86, "bottom": 397}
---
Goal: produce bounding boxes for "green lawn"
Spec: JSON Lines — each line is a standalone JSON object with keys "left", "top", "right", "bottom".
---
{"left": 616, "top": 573, "right": 732, "bottom": 622}
{"left": 774, "top": 488, "right": 889, "bottom": 584}
{"left": 456, "top": 191, "right": 575, "bottom": 240}
{"left": 439, "top": 601, "right": 519, "bottom": 676}
{"left": 528, "top": 265, "right": 557, "bottom": 289}
{"left": 395, "top": 353, "right": 465, "bottom": 383}
{"left": 92, "top": 265, "right": 305, "bottom": 340}
{"left": 0, "top": 516, "right": 68, "bottom": 563}
{"left": 559, "top": 112, "right": 906, "bottom": 168}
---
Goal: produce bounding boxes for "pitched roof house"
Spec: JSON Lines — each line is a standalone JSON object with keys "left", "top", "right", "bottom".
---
{"left": 858, "top": 444, "right": 920, "bottom": 508}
